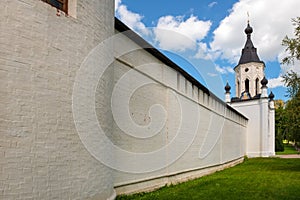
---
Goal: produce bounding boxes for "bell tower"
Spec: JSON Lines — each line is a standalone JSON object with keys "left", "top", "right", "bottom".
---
{"left": 226, "top": 19, "right": 275, "bottom": 157}
{"left": 234, "top": 22, "right": 265, "bottom": 98}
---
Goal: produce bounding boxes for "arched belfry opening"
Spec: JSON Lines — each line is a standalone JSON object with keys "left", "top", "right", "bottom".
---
{"left": 237, "top": 80, "right": 240, "bottom": 96}
{"left": 245, "top": 79, "right": 249, "bottom": 92}
{"left": 255, "top": 78, "right": 259, "bottom": 95}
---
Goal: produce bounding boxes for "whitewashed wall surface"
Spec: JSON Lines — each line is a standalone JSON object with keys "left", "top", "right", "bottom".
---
{"left": 110, "top": 30, "right": 247, "bottom": 194}
{"left": 0, "top": 0, "right": 247, "bottom": 199}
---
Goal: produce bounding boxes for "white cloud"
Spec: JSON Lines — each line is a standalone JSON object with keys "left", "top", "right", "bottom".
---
{"left": 194, "top": 42, "right": 213, "bottom": 60}
{"left": 115, "top": 1, "right": 212, "bottom": 56}
{"left": 115, "top": 0, "right": 121, "bottom": 11}
{"left": 278, "top": 51, "right": 300, "bottom": 75}
{"left": 268, "top": 77, "right": 284, "bottom": 89}
{"left": 115, "top": 0, "right": 299, "bottom": 90}
{"left": 215, "top": 65, "right": 226, "bottom": 74}
{"left": 266, "top": 49, "right": 300, "bottom": 89}
{"left": 226, "top": 66, "right": 235, "bottom": 74}
{"left": 207, "top": 72, "right": 218, "bottom": 77}
{"left": 208, "top": 0, "right": 300, "bottom": 89}
{"left": 115, "top": 3, "right": 150, "bottom": 36}
{"left": 208, "top": 2, "right": 218, "bottom": 8}
{"left": 154, "top": 15, "right": 212, "bottom": 51}
{"left": 215, "top": 65, "right": 235, "bottom": 74}
{"left": 210, "top": 0, "right": 300, "bottom": 64}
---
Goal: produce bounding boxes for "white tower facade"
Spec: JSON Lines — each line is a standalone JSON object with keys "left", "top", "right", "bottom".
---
{"left": 234, "top": 23, "right": 265, "bottom": 98}
{"left": 235, "top": 62, "right": 265, "bottom": 98}
{"left": 226, "top": 22, "right": 275, "bottom": 157}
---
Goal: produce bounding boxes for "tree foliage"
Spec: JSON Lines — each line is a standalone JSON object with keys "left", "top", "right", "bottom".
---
{"left": 278, "top": 17, "right": 300, "bottom": 146}
{"left": 275, "top": 104, "right": 285, "bottom": 151}
{"left": 282, "top": 70, "right": 300, "bottom": 98}
{"left": 275, "top": 93, "right": 300, "bottom": 148}
{"left": 282, "top": 17, "right": 300, "bottom": 65}
{"left": 284, "top": 90, "right": 300, "bottom": 143}
{"left": 281, "top": 71, "right": 300, "bottom": 144}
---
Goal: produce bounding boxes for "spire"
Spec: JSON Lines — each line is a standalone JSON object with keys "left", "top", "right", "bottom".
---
{"left": 238, "top": 22, "right": 261, "bottom": 64}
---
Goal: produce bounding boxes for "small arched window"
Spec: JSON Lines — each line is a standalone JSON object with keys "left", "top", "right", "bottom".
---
{"left": 237, "top": 80, "right": 240, "bottom": 96}
{"left": 245, "top": 79, "right": 249, "bottom": 92}
{"left": 255, "top": 78, "right": 259, "bottom": 95}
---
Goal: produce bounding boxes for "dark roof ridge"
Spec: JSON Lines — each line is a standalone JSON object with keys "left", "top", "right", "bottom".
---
{"left": 114, "top": 17, "right": 248, "bottom": 120}
{"left": 237, "top": 22, "right": 262, "bottom": 65}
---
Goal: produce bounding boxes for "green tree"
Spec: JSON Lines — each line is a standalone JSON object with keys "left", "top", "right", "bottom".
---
{"left": 281, "top": 17, "right": 300, "bottom": 146}
{"left": 275, "top": 104, "right": 286, "bottom": 151}
{"left": 284, "top": 90, "right": 300, "bottom": 144}
{"left": 276, "top": 74, "right": 300, "bottom": 146}
{"left": 282, "top": 70, "right": 300, "bottom": 98}
{"left": 282, "top": 17, "right": 300, "bottom": 65}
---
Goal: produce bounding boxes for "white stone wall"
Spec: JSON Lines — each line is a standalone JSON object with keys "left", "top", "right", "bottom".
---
{"left": 268, "top": 101, "right": 275, "bottom": 156}
{"left": 0, "top": 0, "right": 116, "bottom": 199}
{"left": 112, "top": 32, "right": 247, "bottom": 194}
{"left": 231, "top": 100, "right": 261, "bottom": 156}
{"left": 0, "top": 1, "right": 249, "bottom": 199}
{"left": 230, "top": 98, "right": 274, "bottom": 157}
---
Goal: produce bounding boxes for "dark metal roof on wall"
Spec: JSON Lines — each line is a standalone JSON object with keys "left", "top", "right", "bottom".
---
{"left": 114, "top": 17, "right": 248, "bottom": 120}
{"left": 114, "top": 18, "right": 208, "bottom": 95}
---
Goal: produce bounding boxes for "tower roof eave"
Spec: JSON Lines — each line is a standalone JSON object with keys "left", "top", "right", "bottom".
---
{"left": 236, "top": 22, "right": 262, "bottom": 66}
{"left": 234, "top": 61, "right": 265, "bottom": 71}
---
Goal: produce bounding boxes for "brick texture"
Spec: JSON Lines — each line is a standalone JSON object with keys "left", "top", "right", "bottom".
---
{"left": 0, "top": 0, "right": 115, "bottom": 199}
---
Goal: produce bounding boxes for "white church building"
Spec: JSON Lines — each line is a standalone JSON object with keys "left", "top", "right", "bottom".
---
{"left": 225, "top": 22, "right": 275, "bottom": 157}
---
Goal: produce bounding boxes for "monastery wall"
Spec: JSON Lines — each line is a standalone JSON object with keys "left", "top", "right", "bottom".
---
{"left": 111, "top": 30, "right": 247, "bottom": 194}
{"left": 0, "top": 0, "right": 116, "bottom": 199}
{"left": 0, "top": 1, "right": 248, "bottom": 199}
{"left": 230, "top": 98, "right": 275, "bottom": 157}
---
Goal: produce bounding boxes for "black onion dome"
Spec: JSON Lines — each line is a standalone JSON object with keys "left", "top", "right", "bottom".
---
{"left": 261, "top": 76, "right": 268, "bottom": 86}
{"left": 225, "top": 82, "right": 231, "bottom": 92}
{"left": 269, "top": 91, "right": 275, "bottom": 100}
{"left": 245, "top": 23, "right": 253, "bottom": 35}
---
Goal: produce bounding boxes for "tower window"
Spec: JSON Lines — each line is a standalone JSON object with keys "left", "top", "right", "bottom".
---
{"left": 237, "top": 80, "right": 240, "bottom": 96}
{"left": 245, "top": 68, "right": 249, "bottom": 72}
{"left": 255, "top": 78, "right": 259, "bottom": 95}
{"left": 245, "top": 79, "right": 249, "bottom": 92}
{"left": 42, "top": 0, "right": 68, "bottom": 14}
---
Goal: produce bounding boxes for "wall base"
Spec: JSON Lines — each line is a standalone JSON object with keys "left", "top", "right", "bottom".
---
{"left": 87, "top": 190, "right": 116, "bottom": 200}
{"left": 115, "top": 157, "right": 244, "bottom": 195}
{"left": 108, "top": 190, "right": 117, "bottom": 200}
{"left": 247, "top": 151, "right": 276, "bottom": 158}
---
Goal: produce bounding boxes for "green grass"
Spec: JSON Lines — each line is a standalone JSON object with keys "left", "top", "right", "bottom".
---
{"left": 276, "top": 143, "right": 299, "bottom": 155}
{"left": 117, "top": 158, "right": 300, "bottom": 200}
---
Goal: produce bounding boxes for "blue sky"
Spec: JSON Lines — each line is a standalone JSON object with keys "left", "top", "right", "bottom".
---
{"left": 115, "top": 0, "right": 300, "bottom": 101}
